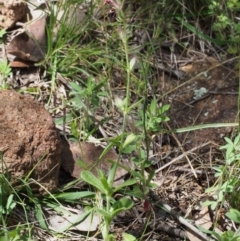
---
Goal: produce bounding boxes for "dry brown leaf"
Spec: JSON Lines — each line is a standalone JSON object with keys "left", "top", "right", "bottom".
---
{"left": 187, "top": 206, "right": 212, "bottom": 241}
{"left": 7, "top": 11, "right": 46, "bottom": 62}
{"left": 194, "top": 206, "right": 212, "bottom": 229}
{"left": 48, "top": 206, "right": 101, "bottom": 232}
{"left": 61, "top": 138, "right": 131, "bottom": 186}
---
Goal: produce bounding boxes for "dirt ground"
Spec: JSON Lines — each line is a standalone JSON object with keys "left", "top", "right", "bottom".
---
{"left": 168, "top": 57, "right": 238, "bottom": 147}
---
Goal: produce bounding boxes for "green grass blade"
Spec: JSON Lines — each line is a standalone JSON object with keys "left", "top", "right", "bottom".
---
{"left": 176, "top": 16, "right": 237, "bottom": 45}
{"left": 175, "top": 123, "right": 238, "bottom": 133}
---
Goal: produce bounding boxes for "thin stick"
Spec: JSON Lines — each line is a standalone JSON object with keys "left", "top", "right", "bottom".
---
{"left": 150, "top": 190, "right": 216, "bottom": 241}
{"left": 155, "top": 141, "right": 211, "bottom": 173}
{"left": 166, "top": 122, "right": 197, "bottom": 178}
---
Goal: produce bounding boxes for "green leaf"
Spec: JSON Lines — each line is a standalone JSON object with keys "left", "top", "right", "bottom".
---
{"left": 113, "top": 179, "right": 136, "bottom": 192}
{"left": 233, "top": 134, "right": 240, "bottom": 145}
{"left": 76, "top": 159, "right": 88, "bottom": 170}
{"left": 108, "top": 163, "right": 117, "bottom": 185}
{"left": 70, "top": 121, "right": 80, "bottom": 139}
{"left": 81, "top": 171, "right": 106, "bottom": 193}
{"left": 123, "top": 145, "right": 136, "bottom": 154}
{"left": 35, "top": 203, "right": 48, "bottom": 230}
{"left": 224, "top": 137, "right": 234, "bottom": 145}
{"left": 111, "top": 197, "right": 134, "bottom": 217}
{"left": 129, "top": 56, "right": 136, "bottom": 71}
{"left": 150, "top": 98, "right": 157, "bottom": 115}
{"left": 220, "top": 230, "right": 235, "bottom": 239}
{"left": 53, "top": 191, "right": 95, "bottom": 201}
{"left": 97, "top": 208, "right": 112, "bottom": 219}
{"left": 226, "top": 209, "right": 240, "bottom": 223}
{"left": 6, "top": 194, "right": 16, "bottom": 214}
{"left": 70, "top": 95, "right": 83, "bottom": 107}
{"left": 202, "top": 199, "right": 217, "bottom": 207}
{"left": 0, "top": 186, "right": 3, "bottom": 212}
{"left": 176, "top": 16, "right": 238, "bottom": 45}
{"left": 146, "top": 170, "right": 155, "bottom": 185}
{"left": 161, "top": 104, "right": 170, "bottom": 113}
{"left": 100, "top": 175, "right": 111, "bottom": 195}
{"left": 0, "top": 228, "right": 20, "bottom": 241}
{"left": 97, "top": 91, "right": 108, "bottom": 97}
{"left": 122, "top": 232, "right": 137, "bottom": 241}
{"left": 123, "top": 134, "right": 137, "bottom": 149}
{"left": 0, "top": 29, "right": 6, "bottom": 38}
{"left": 175, "top": 122, "right": 238, "bottom": 133}
{"left": 69, "top": 82, "right": 83, "bottom": 93}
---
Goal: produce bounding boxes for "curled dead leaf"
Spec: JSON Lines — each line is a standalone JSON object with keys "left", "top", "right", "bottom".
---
{"left": 7, "top": 11, "right": 46, "bottom": 62}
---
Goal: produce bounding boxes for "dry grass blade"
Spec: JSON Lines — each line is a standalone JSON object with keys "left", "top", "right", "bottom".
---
{"left": 155, "top": 142, "right": 211, "bottom": 173}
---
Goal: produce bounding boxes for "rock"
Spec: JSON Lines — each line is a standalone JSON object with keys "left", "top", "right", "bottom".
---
{"left": 0, "top": 90, "right": 62, "bottom": 194}
{"left": 0, "top": 0, "right": 27, "bottom": 29}
{"left": 61, "top": 138, "right": 130, "bottom": 186}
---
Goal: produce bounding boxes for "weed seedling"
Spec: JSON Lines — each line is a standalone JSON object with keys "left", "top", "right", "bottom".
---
{"left": 203, "top": 134, "right": 240, "bottom": 240}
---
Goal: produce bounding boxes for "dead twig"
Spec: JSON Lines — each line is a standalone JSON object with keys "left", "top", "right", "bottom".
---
{"left": 165, "top": 122, "right": 198, "bottom": 179}
{"left": 155, "top": 141, "right": 211, "bottom": 173}
{"left": 150, "top": 190, "right": 216, "bottom": 241}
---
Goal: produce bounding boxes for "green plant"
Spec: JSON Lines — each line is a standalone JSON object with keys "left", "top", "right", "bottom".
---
{"left": 0, "top": 29, "right": 6, "bottom": 43}
{"left": 69, "top": 76, "right": 108, "bottom": 133}
{"left": 136, "top": 98, "right": 170, "bottom": 134}
{"left": 0, "top": 154, "right": 16, "bottom": 227}
{"left": 0, "top": 29, "right": 11, "bottom": 88}
{"left": 202, "top": 134, "right": 240, "bottom": 239}
{"left": 0, "top": 60, "right": 11, "bottom": 88}
{"left": 0, "top": 153, "right": 40, "bottom": 241}
{"left": 81, "top": 165, "right": 136, "bottom": 240}
{"left": 0, "top": 176, "right": 16, "bottom": 225}
{"left": 44, "top": 0, "right": 106, "bottom": 104}
{"left": 0, "top": 224, "right": 33, "bottom": 241}
{"left": 209, "top": 0, "right": 240, "bottom": 54}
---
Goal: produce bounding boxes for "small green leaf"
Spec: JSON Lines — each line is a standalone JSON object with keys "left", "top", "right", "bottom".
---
{"left": 123, "top": 145, "right": 136, "bottom": 154}
{"left": 97, "top": 208, "right": 112, "bottom": 219}
{"left": 0, "top": 29, "right": 6, "bottom": 38}
{"left": 224, "top": 137, "right": 233, "bottom": 145}
{"left": 129, "top": 56, "right": 136, "bottom": 71}
{"left": 150, "top": 98, "right": 157, "bottom": 115}
{"left": 161, "top": 104, "right": 170, "bottom": 113}
{"left": 81, "top": 171, "right": 106, "bottom": 193}
{"left": 113, "top": 179, "right": 136, "bottom": 192}
{"left": 76, "top": 159, "right": 88, "bottom": 170}
{"left": 226, "top": 209, "right": 240, "bottom": 223}
{"left": 100, "top": 175, "right": 111, "bottom": 195}
{"left": 69, "top": 82, "right": 83, "bottom": 93}
{"left": 146, "top": 170, "right": 155, "bottom": 185}
{"left": 35, "top": 203, "right": 48, "bottom": 230}
{"left": 111, "top": 197, "right": 134, "bottom": 217}
{"left": 123, "top": 134, "right": 137, "bottom": 149}
{"left": 54, "top": 191, "right": 95, "bottom": 201}
{"left": 6, "top": 194, "right": 16, "bottom": 214}
{"left": 122, "top": 232, "right": 137, "bottom": 241}
{"left": 202, "top": 200, "right": 217, "bottom": 207}
{"left": 233, "top": 134, "right": 240, "bottom": 145}
{"left": 108, "top": 163, "right": 117, "bottom": 184}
